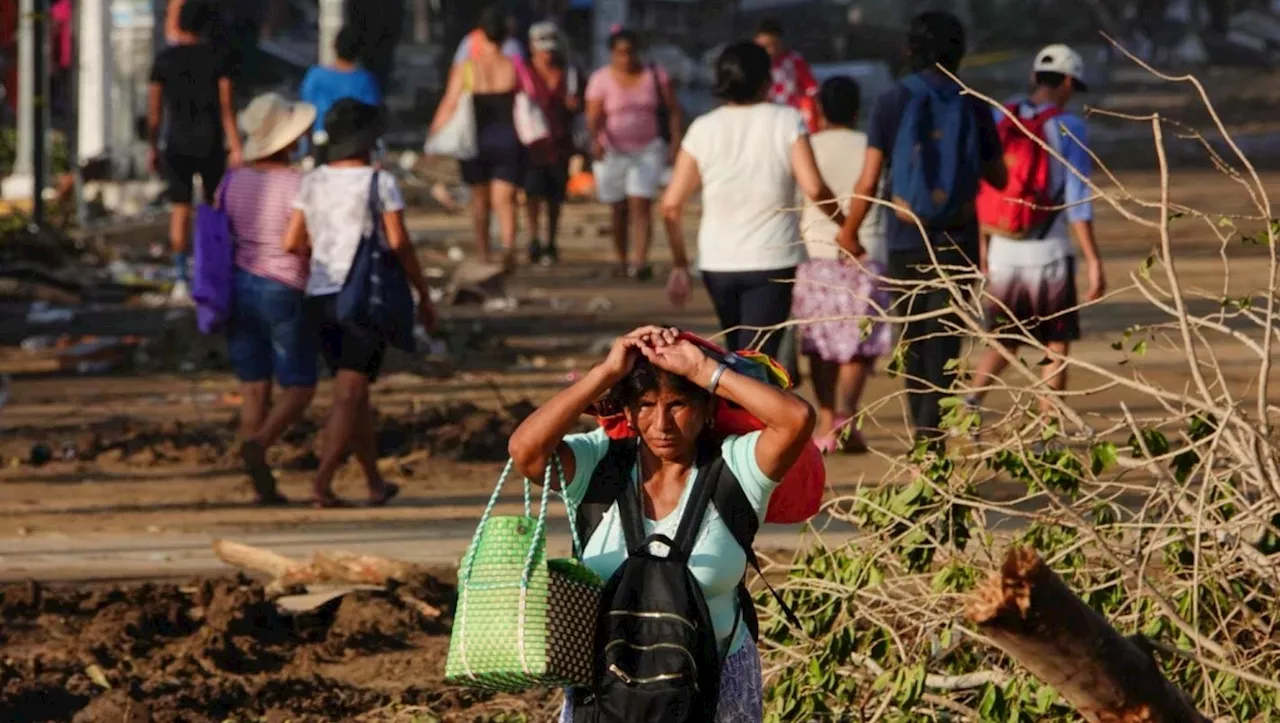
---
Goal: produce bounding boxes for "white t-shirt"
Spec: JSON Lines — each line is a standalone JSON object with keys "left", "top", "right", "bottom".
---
{"left": 293, "top": 166, "right": 406, "bottom": 297}
{"left": 681, "top": 103, "right": 809, "bottom": 273}
{"left": 800, "top": 128, "right": 886, "bottom": 264}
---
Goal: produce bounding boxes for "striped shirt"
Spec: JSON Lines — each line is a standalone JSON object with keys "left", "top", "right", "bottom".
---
{"left": 221, "top": 167, "right": 308, "bottom": 290}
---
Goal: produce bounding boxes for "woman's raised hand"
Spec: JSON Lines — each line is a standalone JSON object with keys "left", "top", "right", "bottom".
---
{"left": 600, "top": 326, "right": 673, "bottom": 382}
{"left": 638, "top": 334, "right": 710, "bottom": 382}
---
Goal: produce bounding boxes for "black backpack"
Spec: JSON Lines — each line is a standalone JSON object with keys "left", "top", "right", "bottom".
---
{"left": 568, "top": 439, "right": 800, "bottom": 723}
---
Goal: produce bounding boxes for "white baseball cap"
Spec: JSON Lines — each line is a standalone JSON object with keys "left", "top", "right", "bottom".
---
{"left": 1033, "top": 44, "right": 1089, "bottom": 91}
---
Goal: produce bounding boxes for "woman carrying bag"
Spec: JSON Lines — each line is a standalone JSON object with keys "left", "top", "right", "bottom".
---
{"left": 428, "top": 6, "right": 542, "bottom": 271}
{"left": 507, "top": 326, "right": 816, "bottom": 722}
{"left": 283, "top": 99, "right": 437, "bottom": 509}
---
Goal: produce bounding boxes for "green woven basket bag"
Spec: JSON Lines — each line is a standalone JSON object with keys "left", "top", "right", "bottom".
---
{"left": 445, "top": 456, "right": 603, "bottom": 692}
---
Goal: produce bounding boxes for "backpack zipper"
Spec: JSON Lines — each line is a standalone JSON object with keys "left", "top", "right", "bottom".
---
{"left": 607, "top": 664, "right": 691, "bottom": 687}
{"left": 603, "top": 640, "right": 700, "bottom": 688}
{"left": 606, "top": 610, "right": 696, "bottom": 631}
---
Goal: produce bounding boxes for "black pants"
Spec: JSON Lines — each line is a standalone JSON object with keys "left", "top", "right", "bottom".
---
{"left": 701, "top": 267, "right": 796, "bottom": 359}
{"left": 888, "top": 250, "right": 972, "bottom": 444}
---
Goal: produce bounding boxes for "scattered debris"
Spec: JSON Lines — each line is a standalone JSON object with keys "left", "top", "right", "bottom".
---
{"left": 25, "top": 301, "right": 76, "bottom": 324}
{"left": 445, "top": 260, "right": 508, "bottom": 306}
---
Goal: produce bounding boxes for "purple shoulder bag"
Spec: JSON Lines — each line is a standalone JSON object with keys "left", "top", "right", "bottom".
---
{"left": 192, "top": 171, "right": 236, "bottom": 335}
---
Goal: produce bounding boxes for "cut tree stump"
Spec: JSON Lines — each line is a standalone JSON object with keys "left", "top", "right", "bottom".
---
{"left": 967, "top": 547, "right": 1208, "bottom": 723}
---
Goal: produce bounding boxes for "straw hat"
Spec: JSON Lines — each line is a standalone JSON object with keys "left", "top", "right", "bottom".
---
{"left": 238, "top": 93, "right": 317, "bottom": 162}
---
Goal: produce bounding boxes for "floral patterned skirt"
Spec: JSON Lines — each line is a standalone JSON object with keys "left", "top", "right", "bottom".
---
{"left": 792, "top": 258, "right": 892, "bottom": 363}
{"left": 558, "top": 639, "right": 764, "bottom": 723}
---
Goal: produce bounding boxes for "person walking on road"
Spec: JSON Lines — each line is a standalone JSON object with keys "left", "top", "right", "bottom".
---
{"left": 754, "top": 18, "right": 820, "bottom": 133}
{"left": 792, "top": 76, "right": 890, "bottom": 455}
{"left": 429, "top": 7, "right": 528, "bottom": 270}
{"left": 836, "top": 11, "right": 1006, "bottom": 447}
{"left": 283, "top": 99, "right": 437, "bottom": 508}
{"left": 964, "top": 44, "right": 1106, "bottom": 431}
{"left": 148, "top": 0, "right": 244, "bottom": 304}
{"left": 586, "top": 28, "right": 682, "bottom": 281}
{"left": 661, "top": 42, "right": 843, "bottom": 360}
{"left": 523, "top": 21, "right": 581, "bottom": 266}
{"left": 300, "top": 25, "right": 383, "bottom": 164}
{"left": 219, "top": 93, "right": 318, "bottom": 505}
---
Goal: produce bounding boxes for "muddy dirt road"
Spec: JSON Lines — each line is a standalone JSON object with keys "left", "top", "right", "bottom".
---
{"left": 2, "top": 168, "right": 1277, "bottom": 721}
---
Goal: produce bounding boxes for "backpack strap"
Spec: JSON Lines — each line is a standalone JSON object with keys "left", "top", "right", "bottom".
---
{"left": 710, "top": 462, "right": 803, "bottom": 639}
{"left": 575, "top": 438, "right": 637, "bottom": 554}
{"left": 669, "top": 440, "right": 725, "bottom": 559}
{"left": 1023, "top": 104, "right": 1066, "bottom": 240}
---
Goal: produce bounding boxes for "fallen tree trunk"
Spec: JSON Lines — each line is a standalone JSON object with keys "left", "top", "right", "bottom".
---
{"left": 212, "top": 539, "right": 420, "bottom": 588}
{"left": 967, "top": 547, "right": 1208, "bottom": 723}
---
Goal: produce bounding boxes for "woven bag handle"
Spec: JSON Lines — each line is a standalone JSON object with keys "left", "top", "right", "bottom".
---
{"left": 518, "top": 459, "right": 558, "bottom": 588}
{"left": 460, "top": 459, "right": 531, "bottom": 583}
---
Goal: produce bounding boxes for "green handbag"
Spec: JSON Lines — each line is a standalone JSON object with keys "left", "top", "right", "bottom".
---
{"left": 445, "top": 455, "right": 603, "bottom": 692}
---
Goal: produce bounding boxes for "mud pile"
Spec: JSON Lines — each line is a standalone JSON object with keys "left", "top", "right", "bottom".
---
{"left": 2, "top": 401, "right": 538, "bottom": 470}
{"left": 0, "top": 575, "right": 555, "bottom": 722}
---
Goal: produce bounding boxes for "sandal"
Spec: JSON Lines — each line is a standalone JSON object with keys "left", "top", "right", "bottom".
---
{"left": 241, "top": 440, "right": 282, "bottom": 502}
{"left": 368, "top": 481, "right": 401, "bottom": 508}
{"left": 254, "top": 491, "right": 291, "bottom": 507}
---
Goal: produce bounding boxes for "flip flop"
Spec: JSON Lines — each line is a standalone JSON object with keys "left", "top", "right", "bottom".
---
{"left": 312, "top": 496, "right": 354, "bottom": 509}
{"left": 368, "top": 482, "right": 401, "bottom": 508}
{"left": 254, "top": 491, "right": 291, "bottom": 507}
{"left": 240, "top": 440, "right": 281, "bottom": 502}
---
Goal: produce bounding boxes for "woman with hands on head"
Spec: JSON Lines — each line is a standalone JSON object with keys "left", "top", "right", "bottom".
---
{"left": 508, "top": 326, "right": 816, "bottom": 722}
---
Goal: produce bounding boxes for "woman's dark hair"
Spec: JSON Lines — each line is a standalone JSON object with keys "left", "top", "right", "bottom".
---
{"left": 819, "top": 76, "right": 861, "bottom": 127}
{"left": 178, "top": 0, "right": 216, "bottom": 35}
{"left": 609, "top": 28, "right": 640, "bottom": 51}
{"left": 478, "top": 5, "right": 508, "bottom": 44}
{"left": 905, "top": 10, "right": 967, "bottom": 73}
{"left": 334, "top": 26, "right": 363, "bottom": 62}
{"left": 713, "top": 41, "right": 772, "bottom": 104}
{"left": 616, "top": 358, "right": 712, "bottom": 412}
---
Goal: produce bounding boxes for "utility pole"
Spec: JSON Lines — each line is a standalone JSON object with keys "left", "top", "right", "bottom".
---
{"left": 31, "top": 0, "right": 48, "bottom": 227}
{"left": 1, "top": 0, "right": 38, "bottom": 206}
{"left": 319, "top": 0, "right": 343, "bottom": 66}
{"left": 77, "top": 0, "right": 111, "bottom": 164}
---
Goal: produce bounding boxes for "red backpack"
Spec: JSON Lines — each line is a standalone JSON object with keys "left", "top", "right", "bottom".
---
{"left": 976, "top": 103, "right": 1063, "bottom": 239}
{"left": 590, "top": 333, "right": 825, "bottom": 525}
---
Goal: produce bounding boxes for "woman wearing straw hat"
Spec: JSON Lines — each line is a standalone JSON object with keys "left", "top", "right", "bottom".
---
{"left": 220, "top": 92, "right": 319, "bottom": 506}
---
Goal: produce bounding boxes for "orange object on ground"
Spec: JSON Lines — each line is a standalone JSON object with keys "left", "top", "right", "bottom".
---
{"left": 566, "top": 171, "right": 595, "bottom": 199}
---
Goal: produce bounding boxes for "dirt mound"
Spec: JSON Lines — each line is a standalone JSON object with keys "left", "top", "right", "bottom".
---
{"left": 0, "top": 575, "right": 556, "bottom": 722}
{"left": 377, "top": 401, "right": 537, "bottom": 463}
{"left": 1, "top": 401, "right": 538, "bottom": 470}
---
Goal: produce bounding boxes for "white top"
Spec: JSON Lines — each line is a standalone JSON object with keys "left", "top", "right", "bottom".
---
{"left": 800, "top": 128, "right": 886, "bottom": 264}
{"left": 681, "top": 103, "right": 809, "bottom": 273}
{"left": 293, "top": 166, "right": 406, "bottom": 297}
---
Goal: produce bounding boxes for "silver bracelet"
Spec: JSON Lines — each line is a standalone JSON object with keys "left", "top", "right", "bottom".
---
{"left": 706, "top": 362, "right": 729, "bottom": 395}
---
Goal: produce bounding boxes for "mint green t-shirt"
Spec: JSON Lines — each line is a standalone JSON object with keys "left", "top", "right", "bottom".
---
{"left": 561, "top": 427, "right": 779, "bottom": 654}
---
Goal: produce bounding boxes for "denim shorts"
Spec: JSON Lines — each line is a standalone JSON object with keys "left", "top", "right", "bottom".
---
{"left": 227, "top": 269, "right": 318, "bottom": 388}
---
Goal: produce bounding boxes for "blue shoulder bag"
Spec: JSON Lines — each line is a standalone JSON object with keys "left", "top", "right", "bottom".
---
{"left": 336, "top": 171, "right": 417, "bottom": 352}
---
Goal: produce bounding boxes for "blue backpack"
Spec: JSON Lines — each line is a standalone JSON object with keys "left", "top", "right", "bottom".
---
{"left": 889, "top": 73, "right": 983, "bottom": 230}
